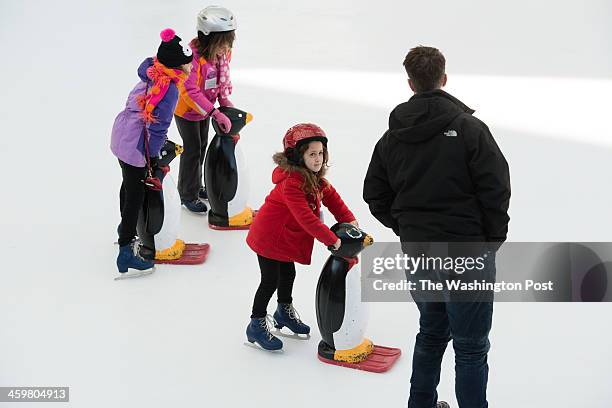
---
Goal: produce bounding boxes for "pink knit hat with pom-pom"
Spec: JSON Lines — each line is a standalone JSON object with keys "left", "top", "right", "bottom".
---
{"left": 156, "top": 28, "right": 193, "bottom": 68}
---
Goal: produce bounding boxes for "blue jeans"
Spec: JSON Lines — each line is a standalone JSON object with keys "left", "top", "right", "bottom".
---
{"left": 407, "top": 253, "right": 495, "bottom": 408}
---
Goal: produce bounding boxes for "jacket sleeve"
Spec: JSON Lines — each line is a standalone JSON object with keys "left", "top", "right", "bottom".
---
{"left": 217, "top": 51, "right": 233, "bottom": 106}
{"left": 465, "top": 120, "right": 511, "bottom": 244}
{"left": 145, "top": 89, "right": 177, "bottom": 157}
{"left": 177, "top": 59, "right": 215, "bottom": 116}
{"left": 363, "top": 137, "right": 400, "bottom": 235}
{"left": 283, "top": 178, "right": 339, "bottom": 247}
{"left": 321, "top": 183, "right": 355, "bottom": 223}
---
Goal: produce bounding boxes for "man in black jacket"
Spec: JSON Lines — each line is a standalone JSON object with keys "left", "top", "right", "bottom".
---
{"left": 363, "top": 46, "right": 510, "bottom": 408}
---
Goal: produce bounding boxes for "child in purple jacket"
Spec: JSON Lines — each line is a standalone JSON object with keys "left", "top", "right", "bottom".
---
{"left": 110, "top": 28, "right": 192, "bottom": 279}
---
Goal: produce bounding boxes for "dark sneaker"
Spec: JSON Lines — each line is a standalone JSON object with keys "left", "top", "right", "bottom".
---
{"left": 182, "top": 199, "right": 207, "bottom": 213}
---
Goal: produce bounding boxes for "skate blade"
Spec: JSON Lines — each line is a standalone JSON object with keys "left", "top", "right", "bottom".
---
{"left": 243, "top": 341, "right": 284, "bottom": 353}
{"left": 114, "top": 267, "right": 155, "bottom": 281}
{"left": 273, "top": 329, "right": 311, "bottom": 341}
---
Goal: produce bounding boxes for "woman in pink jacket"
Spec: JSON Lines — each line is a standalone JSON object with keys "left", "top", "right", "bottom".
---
{"left": 174, "top": 6, "right": 237, "bottom": 213}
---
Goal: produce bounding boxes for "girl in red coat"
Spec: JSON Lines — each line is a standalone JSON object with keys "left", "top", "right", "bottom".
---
{"left": 245, "top": 123, "right": 358, "bottom": 351}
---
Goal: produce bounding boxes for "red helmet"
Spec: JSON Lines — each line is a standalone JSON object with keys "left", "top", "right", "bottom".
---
{"left": 283, "top": 123, "right": 328, "bottom": 152}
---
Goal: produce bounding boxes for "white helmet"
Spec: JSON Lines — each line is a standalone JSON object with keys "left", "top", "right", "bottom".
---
{"left": 197, "top": 6, "right": 237, "bottom": 35}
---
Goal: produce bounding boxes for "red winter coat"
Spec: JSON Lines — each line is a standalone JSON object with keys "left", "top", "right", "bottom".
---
{"left": 247, "top": 167, "right": 355, "bottom": 265}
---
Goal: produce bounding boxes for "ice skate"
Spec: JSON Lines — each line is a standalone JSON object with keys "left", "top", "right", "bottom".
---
{"left": 115, "top": 239, "right": 155, "bottom": 280}
{"left": 273, "top": 303, "right": 311, "bottom": 340}
{"left": 245, "top": 315, "right": 283, "bottom": 352}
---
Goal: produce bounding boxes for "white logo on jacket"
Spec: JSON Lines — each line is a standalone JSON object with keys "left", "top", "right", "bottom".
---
{"left": 444, "top": 130, "right": 458, "bottom": 137}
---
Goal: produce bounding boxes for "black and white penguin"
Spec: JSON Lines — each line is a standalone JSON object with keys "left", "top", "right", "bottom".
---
{"left": 204, "top": 106, "right": 254, "bottom": 230}
{"left": 315, "top": 222, "right": 401, "bottom": 372}
{"left": 316, "top": 223, "right": 374, "bottom": 362}
{"left": 137, "top": 140, "right": 189, "bottom": 260}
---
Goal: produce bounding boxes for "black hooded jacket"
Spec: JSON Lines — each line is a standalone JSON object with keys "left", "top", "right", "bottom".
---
{"left": 363, "top": 89, "right": 510, "bottom": 243}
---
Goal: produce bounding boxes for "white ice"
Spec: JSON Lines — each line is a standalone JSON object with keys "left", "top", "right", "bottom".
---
{"left": 1, "top": 1, "right": 611, "bottom": 407}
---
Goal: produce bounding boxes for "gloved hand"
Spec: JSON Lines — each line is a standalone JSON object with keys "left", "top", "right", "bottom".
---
{"left": 145, "top": 157, "right": 163, "bottom": 191}
{"left": 148, "top": 156, "right": 170, "bottom": 174}
{"left": 211, "top": 109, "right": 231, "bottom": 133}
{"left": 219, "top": 98, "right": 234, "bottom": 108}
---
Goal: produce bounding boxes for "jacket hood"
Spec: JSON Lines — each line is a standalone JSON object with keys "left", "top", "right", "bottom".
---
{"left": 389, "top": 90, "right": 475, "bottom": 143}
{"left": 271, "top": 153, "right": 329, "bottom": 190}
{"left": 272, "top": 165, "right": 304, "bottom": 184}
{"left": 137, "top": 57, "right": 154, "bottom": 82}
{"left": 271, "top": 152, "right": 309, "bottom": 184}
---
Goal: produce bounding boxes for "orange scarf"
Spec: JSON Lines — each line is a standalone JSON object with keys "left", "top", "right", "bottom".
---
{"left": 138, "top": 58, "right": 185, "bottom": 124}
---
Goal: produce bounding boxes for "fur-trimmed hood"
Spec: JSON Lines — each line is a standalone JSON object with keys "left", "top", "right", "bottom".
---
{"left": 272, "top": 154, "right": 305, "bottom": 183}
{"left": 271, "top": 152, "right": 328, "bottom": 189}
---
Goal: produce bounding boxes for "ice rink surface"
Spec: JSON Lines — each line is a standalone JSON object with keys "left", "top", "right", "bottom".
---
{"left": 1, "top": 1, "right": 611, "bottom": 407}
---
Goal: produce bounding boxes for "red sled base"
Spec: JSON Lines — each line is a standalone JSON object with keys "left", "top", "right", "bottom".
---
{"left": 208, "top": 223, "right": 251, "bottom": 231}
{"left": 317, "top": 345, "right": 401, "bottom": 373}
{"left": 155, "top": 243, "right": 210, "bottom": 265}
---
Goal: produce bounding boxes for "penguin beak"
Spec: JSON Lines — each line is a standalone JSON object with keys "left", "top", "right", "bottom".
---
{"left": 246, "top": 113, "right": 253, "bottom": 124}
{"left": 175, "top": 144, "right": 184, "bottom": 156}
{"left": 363, "top": 235, "right": 374, "bottom": 247}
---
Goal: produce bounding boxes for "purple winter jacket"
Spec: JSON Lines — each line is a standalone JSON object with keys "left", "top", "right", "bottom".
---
{"left": 110, "top": 58, "right": 179, "bottom": 167}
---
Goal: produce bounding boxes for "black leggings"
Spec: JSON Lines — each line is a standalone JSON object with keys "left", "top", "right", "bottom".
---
{"left": 251, "top": 255, "right": 297, "bottom": 318}
{"left": 174, "top": 115, "right": 210, "bottom": 202}
{"left": 118, "top": 160, "right": 147, "bottom": 246}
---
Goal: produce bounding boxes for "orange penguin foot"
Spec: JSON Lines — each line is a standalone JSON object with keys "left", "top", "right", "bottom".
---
{"left": 317, "top": 339, "right": 401, "bottom": 373}
{"left": 209, "top": 207, "right": 254, "bottom": 230}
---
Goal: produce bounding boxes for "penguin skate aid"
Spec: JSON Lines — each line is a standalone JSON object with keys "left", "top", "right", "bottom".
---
{"left": 136, "top": 140, "right": 211, "bottom": 267}
{"left": 109, "top": 28, "right": 194, "bottom": 280}
{"left": 315, "top": 223, "right": 401, "bottom": 373}
{"left": 243, "top": 123, "right": 358, "bottom": 352}
{"left": 204, "top": 106, "right": 255, "bottom": 230}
